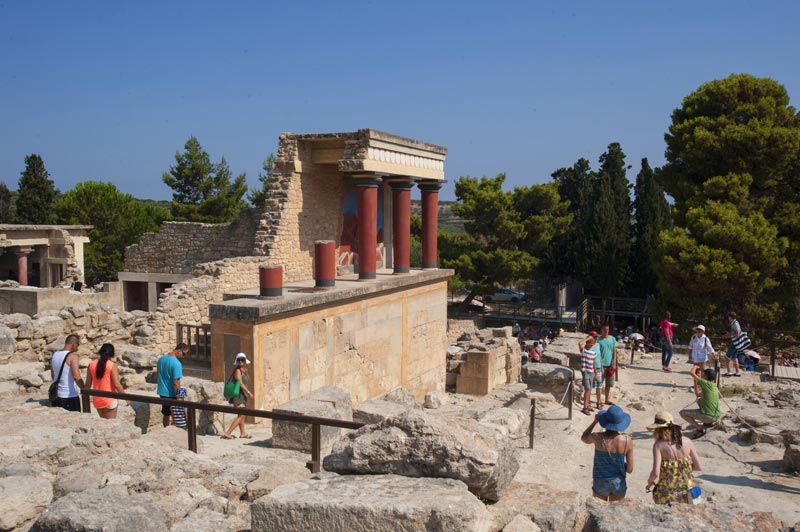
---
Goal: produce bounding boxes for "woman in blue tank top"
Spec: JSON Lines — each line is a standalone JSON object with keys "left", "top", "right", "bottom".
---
{"left": 581, "top": 405, "right": 634, "bottom": 501}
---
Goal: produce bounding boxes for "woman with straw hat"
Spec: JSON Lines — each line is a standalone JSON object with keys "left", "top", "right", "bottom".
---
{"left": 580, "top": 405, "right": 634, "bottom": 501}
{"left": 645, "top": 411, "right": 702, "bottom": 505}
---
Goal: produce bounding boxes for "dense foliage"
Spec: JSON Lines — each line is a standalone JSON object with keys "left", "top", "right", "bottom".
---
{"left": 0, "top": 182, "right": 14, "bottom": 223}
{"left": 15, "top": 154, "right": 58, "bottom": 224}
{"left": 248, "top": 154, "right": 276, "bottom": 208}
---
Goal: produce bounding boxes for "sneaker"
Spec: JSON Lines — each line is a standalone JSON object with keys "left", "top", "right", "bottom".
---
{"left": 733, "top": 373, "right": 742, "bottom": 377}
{"left": 723, "top": 373, "right": 733, "bottom": 377}
{"left": 664, "top": 367, "right": 672, "bottom": 372}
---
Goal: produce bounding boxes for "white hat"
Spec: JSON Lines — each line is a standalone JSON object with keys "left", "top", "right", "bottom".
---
{"left": 693, "top": 324, "right": 706, "bottom": 333}
{"left": 234, "top": 353, "right": 251, "bottom": 365}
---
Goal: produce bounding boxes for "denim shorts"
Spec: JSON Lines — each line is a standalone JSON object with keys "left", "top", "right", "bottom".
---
{"left": 581, "top": 371, "right": 594, "bottom": 390}
{"left": 726, "top": 344, "right": 739, "bottom": 360}
{"left": 593, "top": 477, "right": 627, "bottom": 498}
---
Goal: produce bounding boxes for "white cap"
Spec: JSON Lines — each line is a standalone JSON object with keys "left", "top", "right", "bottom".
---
{"left": 234, "top": 353, "right": 251, "bottom": 365}
{"left": 694, "top": 324, "right": 706, "bottom": 333}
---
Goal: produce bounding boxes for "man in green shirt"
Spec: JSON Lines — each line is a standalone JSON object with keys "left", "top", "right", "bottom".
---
{"left": 680, "top": 367, "right": 720, "bottom": 439}
{"left": 596, "top": 325, "right": 618, "bottom": 406}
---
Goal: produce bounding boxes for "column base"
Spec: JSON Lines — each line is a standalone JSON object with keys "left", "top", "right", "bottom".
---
{"left": 259, "top": 287, "right": 283, "bottom": 297}
{"left": 315, "top": 279, "right": 335, "bottom": 288}
{"left": 393, "top": 267, "right": 410, "bottom": 274}
{"left": 422, "top": 263, "right": 438, "bottom": 270}
{"left": 358, "top": 272, "right": 377, "bottom": 280}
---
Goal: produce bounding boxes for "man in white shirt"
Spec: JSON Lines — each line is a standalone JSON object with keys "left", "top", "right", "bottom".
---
{"left": 51, "top": 335, "right": 84, "bottom": 411}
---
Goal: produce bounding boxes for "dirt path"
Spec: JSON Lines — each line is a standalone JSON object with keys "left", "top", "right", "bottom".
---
{"left": 514, "top": 347, "right": 800, "bottom": 524}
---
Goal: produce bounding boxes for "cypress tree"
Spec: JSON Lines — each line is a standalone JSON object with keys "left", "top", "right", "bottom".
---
{"left": 631, "top": 158, "right": 671, "bottom": 297}
{"left": 15, "top": 154, "right": 58, "bottom": 224}
{"left": 0, "top": 182, "right": 14, "bottom": 223}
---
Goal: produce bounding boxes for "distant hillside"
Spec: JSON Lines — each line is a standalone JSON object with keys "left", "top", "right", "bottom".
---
{"left": 411, "top": 200, "right": 465, "bottom": 234}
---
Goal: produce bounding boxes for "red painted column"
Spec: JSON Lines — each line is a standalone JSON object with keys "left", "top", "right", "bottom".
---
{"left": 355, "top": 177, "right": 382, "bottom": 280}
{"left": 259, "top": 265, "right": 283, "bottom": 297}
{"left": 314, "top": 240, "right": 336, "bottom": 287}
{"left": 390, "top": 180, "right": 413, "bottom": 274}
{"left": 419, "top": 181, "right": 442, "bottom": 269}
{"left": 15, "top": 248, "right": 33, "bottom": 286}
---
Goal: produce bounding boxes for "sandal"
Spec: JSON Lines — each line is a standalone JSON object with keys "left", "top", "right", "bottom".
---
{"left": 691, "top": 429, "right": 706, "bottom": 440}
{"left": 221, "top": 434, "right": 236, "bottom": 440}
{"left": 240, "top": 434, "right": 253, "bottom": 439}
{"left": 582, "top": 408, "right": 591, "bottom": 416}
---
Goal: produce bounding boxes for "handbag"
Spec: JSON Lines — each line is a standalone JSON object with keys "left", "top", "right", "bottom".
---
{"left": 732, "top": 331, "right": 751, "bottom": 353}
{"left": 48, "top": 353, "right": 69, "bottom": 406}
{"left": 688, "top": 485, "right": 702, "bottom": 505}
{"left": 223, "top": 369, "right": 240, "bottom": 399}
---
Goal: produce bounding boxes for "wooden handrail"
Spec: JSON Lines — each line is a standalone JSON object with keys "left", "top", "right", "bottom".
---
{"left": 80, "top": 389, "right": 364, "bottom": 472}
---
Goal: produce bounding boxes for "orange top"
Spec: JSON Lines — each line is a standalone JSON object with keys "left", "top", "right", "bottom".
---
{"left": 88, "top": 359, "right": 117, "bottom": 409}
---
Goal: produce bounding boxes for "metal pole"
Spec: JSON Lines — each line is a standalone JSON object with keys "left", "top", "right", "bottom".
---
{"left": 529, "top": 398, "right": 535, "bottom": 449}
{"left": 568, "top": 369, "right": 574, "bottom": 420}
{"left": 306, "top": 423, "right": 322, "bottom": 473}
{"left": 715, "top": 358, "right": 720, "bottom": 387}
{"left": 187, "top": 408, "right": 197, "bottom": 453}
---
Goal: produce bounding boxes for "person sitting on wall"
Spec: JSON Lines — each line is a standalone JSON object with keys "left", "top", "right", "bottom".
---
{"left": 680, "top": 368, "right": 720, "bottom": 440}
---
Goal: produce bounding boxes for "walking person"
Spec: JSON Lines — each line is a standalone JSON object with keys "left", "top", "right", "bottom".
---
{"left": 156, "top": 343, "right": 188, "bottom": 427}
{"left": 660, "top": 311, "right": 678, "bottom": 372}
{"left": 688, "top": 325, "right": 714, "bottom": 388}
{"left": 222, "top": 353, "right": 255, "bottom": 440}
{"left": 645, "top": 411, "right": 702, "bottom": 504}
{"left": 596, "top": 325, "right": 618, "bottom": 406}
{"left": 723, "top": 311, "right": 743, "bottom": 377}
{"left": 579, "top": 332, "right": 602, "bottom": 415}
{"left": 51, "top": 335, "right": 84, "bottom": 412}
{"left": 680, "top": 368, "right": 720, "bottom": 439}
{"left": 580, "top": 405, "right": 634, "bottom": 502}
{"left": 85, "top": 343, "right": 128, "bottom": 419}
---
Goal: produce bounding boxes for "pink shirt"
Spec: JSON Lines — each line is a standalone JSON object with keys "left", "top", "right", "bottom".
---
{"left": 660, "top": 320, "right": 673, "bottom": 340}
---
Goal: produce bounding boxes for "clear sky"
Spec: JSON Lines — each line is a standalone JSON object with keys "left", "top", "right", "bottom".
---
{"left": 1, "top": 1, "right": 799, "bottom": 201}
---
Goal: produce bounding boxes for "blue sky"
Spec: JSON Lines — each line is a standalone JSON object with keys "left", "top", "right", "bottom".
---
{"left": 2, "top": 1, "right": 799, "bottom": 201}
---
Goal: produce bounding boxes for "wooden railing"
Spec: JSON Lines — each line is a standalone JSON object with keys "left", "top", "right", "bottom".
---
{"left": 176, "top": 323, "right": 211, "bottom": 364}
{"left": 80, "top": 389, "right": 364, "bottom": 472}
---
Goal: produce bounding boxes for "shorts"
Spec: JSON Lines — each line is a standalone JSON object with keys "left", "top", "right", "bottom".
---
{"left": 726, "top": 344, "right": 739, "bottom": 360}
{"left": 603, "top": 366, "right": 615, "bottom": 388}
{"left": 59, "top": 396, "right": 81, "bottom": 412}
{"left": 593, "top": 477, "right": 627, "bottom": 498}
{"left": 160, "top": 396, "right": 173, "bottom": 417}
{"left": 680, "top": 408, "right": 718, "bottom": 425}
{"left": 581, "top": 371, "right": 594, "bottom": 390}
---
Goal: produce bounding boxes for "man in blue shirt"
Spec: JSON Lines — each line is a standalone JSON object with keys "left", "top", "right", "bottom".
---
{"left": 157, "top": 343, "right": 188, "bottom": 426}
{"left": 596, "top": 325, "right": 618, "bottom": 406}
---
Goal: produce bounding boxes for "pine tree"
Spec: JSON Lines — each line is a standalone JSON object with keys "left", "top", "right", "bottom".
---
{"left": 631, "top": 159, "right": 671, "bottom": 297}
{"left": 162, "top": 137, "right": 248, "bottom": 223}
{"left": 15, "top": 154, "right": 58, "bottom": 224}
{"left": 247, "top": 154, "right": 276, "bottom": 207}
{"left": 0, "top": 182, "right": 14, "bottom": 223}
{"left": 584, "top": 143, "right": 633, "bottom": 297}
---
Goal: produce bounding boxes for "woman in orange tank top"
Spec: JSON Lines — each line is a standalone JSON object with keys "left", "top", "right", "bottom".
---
{"left": 85, "top": 343, "right": 127, "bottom": 419}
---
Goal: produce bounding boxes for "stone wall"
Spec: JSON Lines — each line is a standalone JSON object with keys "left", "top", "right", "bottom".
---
{"left": 448, "top": 327, "right": 521, "bottom": 395}
{"left": 0, "top": 283, "right": 123, "bottom": 316}
{"left": 123, "top": 210, "right": 259, "bottom": 275}
{"left": 253, "top": 135, "right": 346, "bottom": 281}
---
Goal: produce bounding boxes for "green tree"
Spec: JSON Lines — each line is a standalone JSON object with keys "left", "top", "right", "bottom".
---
{"left": 584, "top": 143, "right": 633, "bottom": 297}
{"left": 630, "top": 158, "right": 671, "bottom": 297}
{"left": 0, "top": 182, "right": 14, "bottom": 223}
{"left": 162, "top": 137, "right": 248, "bottom": 223}
{"left": 549, "top": 158, "right": 594, "bottom": 281}
{"left": 658, "top": 74, "right": 800, "bottom": 328}
{"left": 15, "top": 154, "right": 58, "bottom": 224}
{"left": 248, "top": 153, "right": 276, "bottom": 207}
{"left": 56, "top": 181, "right": 168, "bottom": 285}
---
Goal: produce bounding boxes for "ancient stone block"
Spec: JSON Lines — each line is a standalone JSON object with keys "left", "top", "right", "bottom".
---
{"left": 0, "top": 475, "right": 53, "bottom": 530}
{"left": 33, "top": 489, "right": 167, "bottom": 532}
{"left": 272, "top": 386, "right": 353, "bottom": 453}
{"left": 118, "top": 345, "right": 159, "bottom": 369}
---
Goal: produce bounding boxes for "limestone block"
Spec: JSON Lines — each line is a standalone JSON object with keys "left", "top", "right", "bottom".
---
{"left": 245, "top": 460, "right": 313, "bottom": 500}
{"left": 488, "top": 481, "right": 583, "bottom": 532}
{"left": 0, "top": 325, "right": 15, "bottom": 363}
{"left": 493, "top": 326, "right": 513, "bottom": 339}
{"left": 272, "top": 386, "right": 353, "bottom": 453}
{"left": 353, "top": 399, "right": 413, "bottom": 424}
{"left": 33, "top": 489, "right": 167, "bottom": 532}
{"left": 18, "top": 372, "right": 44, "bottom": 387}
{"left": 118, "top": 345, "right": 159, "bottom": 369}
{"left": 0, "top": 475, "right": 53, "bottom": 530}
{"left": 32, "top": 316, "right": 65, "bottom": 340}
{"left": 0, "top": 313, "right": 34, "bottom": 339}
{"left": 0, "top": 361, "right": 45, "bottom": 382}
{"left": 521, "top": 363, "right": 573, "bottom": 394}
{"left": 457, "top": 375, "right": 491, "bottom": 396}
{"left": 380, "top": 387, "right": 422, "bottom": 409}
{"left": 251, "top": 474, "right": 493, "bottom": 532}
{"left": 503, "top": 515, "right": 542, "bottom": 532}
{"left": 323, "top": 411, "right": 518, "bottom": 501}
{"left": 424, "top": 391, "right": 441, "bottom": 409}
{"left": 784, "top": 444, "right": 800, "bottom": 472}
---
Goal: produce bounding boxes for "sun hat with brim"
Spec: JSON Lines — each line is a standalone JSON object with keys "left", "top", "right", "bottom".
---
{"left": 597, "top": 405, "right": 631, "bottom": 432}
{"left": 234, "top": 353, "right": 251, "bottom": 365}
{"left": 646, "top": 410, "right": 674, "bottom": 430}
{"left": 693, "top": 324, "right": 706, "bottom": 333}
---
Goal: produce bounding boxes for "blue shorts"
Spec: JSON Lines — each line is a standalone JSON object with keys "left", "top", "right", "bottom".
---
{"left": 726, "top": 344, "right": 739, "bottom": 360}
{"left": 593, "top": 477, "right": 627, "bottom": 498}
{"left": 593, "top": 373, "right": 604, "bottom": 389}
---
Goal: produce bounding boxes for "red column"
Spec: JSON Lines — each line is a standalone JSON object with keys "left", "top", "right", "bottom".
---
{"left": 390, "top": 180, "right": 413, "bottom": 274}
{"left": 15, "top": 248, "right": 33, "bottom": 286}
{"left": 314, "top": 240, "right": 336, "bottom": 287}
{"left": 259, "top": 265, "right": 283, "bottom": 297}
{"left": 419, "top": 181, "right": 442, "bottom": 269}
{"left": 355, "top": 177, "right": 382, "bottom": 280}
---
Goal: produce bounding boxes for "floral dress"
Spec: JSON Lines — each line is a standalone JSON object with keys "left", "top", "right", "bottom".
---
{"left": 653, "top": 444, "right": 694, "bottom": 504}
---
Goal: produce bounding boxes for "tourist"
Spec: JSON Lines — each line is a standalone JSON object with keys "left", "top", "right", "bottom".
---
{"left": 531, "top": 343, "right": 542, "bottom": 363}
{"left": 578, "top": 332, "right": 602, "bottom": 415}
{"left": 645, "top": 411, "right": 702, "bottom": 504}
{"left": 85, "top": 343, "right": 128, "bottom": 419}
{"left": 723, "top": 311, "right": 743, "bottom": 377}
{"left": 222, "top": 353, "right": 254, "bottom": 439}
{"left": 156, "top": 343, "right": 188, "bottom": 427}
{"left": 580, "top": 405, "right": 634, "bottom": 501}
{"left": 51, "top": 334, "right": 84, "bottom": 412}
{"left": 660, "top": 311, "right": 678, "bottom": 372}
{"left": 521, "top": 348, "right": 529, "bottom": 366}
{"left": 596, "top": 325, "right": 617, "bottom": 406}
{"left": 512, "top": 322, "right": 521, "bottom": 337}
{"left": 171, "top": 387, "right": 188, "bottom": 429}
{"left": 680, "top": 368, "right": 720, "bottom": 439}
{"left": 688, "top": 325, "right": 714, "bottom": 393}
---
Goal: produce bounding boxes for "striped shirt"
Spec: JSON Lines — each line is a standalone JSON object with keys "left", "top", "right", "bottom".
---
{"left": 581, "top": 347, "right": 599, "bottom": 373}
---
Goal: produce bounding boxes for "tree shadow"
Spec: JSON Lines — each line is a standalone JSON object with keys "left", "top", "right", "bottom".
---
{"left": 632, "top": 382, "right": 678, "bottom": 388}
{"left": 698, "top": 473, "right": 800, "bottom": 495}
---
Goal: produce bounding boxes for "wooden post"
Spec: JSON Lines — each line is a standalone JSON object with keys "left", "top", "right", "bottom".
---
{"left": 306, "top": 423, "right": 322, "bottom": 473}
{"left": 568, "top": 369, "right": 574, "bottom": 420}
{"left": 529, "top": 398, "right": 535, "bottom": 449}
{"left": 187, "top": 408, "right": 197, "bottom": 453}
{"left": 81, "top": 391, "right": 91, "bottom": 414}
{"left": 770, "top": 333, "right": 776, "bottom": 379}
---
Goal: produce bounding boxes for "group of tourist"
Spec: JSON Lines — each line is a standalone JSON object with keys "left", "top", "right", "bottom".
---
{"left": 50, "top": 335, "right": 255, "bottom": 439}
{"left": 577, "top": 325, "right": 618, "bottom": 415}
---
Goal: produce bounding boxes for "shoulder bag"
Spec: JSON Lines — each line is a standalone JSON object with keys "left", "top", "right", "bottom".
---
{"left": 223, "top": 369, "right": 241, "bottom": 399}
{"left": 732, "top": 331, "right": 751, "bottom": 353}
{"left": 48, "top": 353, "right": 69, "bottom": 406}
